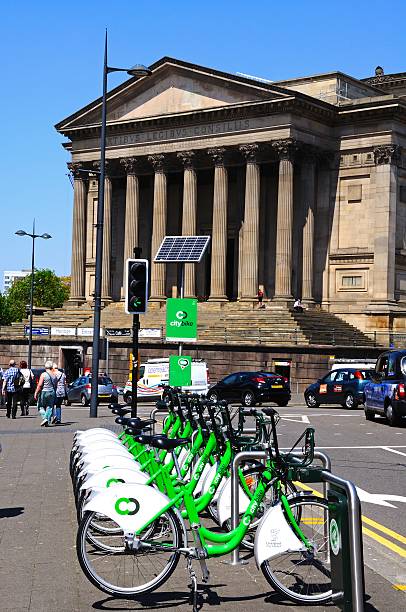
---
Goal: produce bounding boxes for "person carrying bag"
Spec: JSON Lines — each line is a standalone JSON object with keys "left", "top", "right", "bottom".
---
{"left": 34, "top": 361, "right": 58, "bottom": 427}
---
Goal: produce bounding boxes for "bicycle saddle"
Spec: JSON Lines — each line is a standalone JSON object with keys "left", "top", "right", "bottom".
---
{"left": 115, "top": 416, "right": 156, "bottom": 429}
{"left": 133, "top": 434, "right": 191, "bottom": 451}
{"left": 262, "top": 407, "right": 279, "bottom": 417}
{"left": 111, "top": 407, "right": 131, "bottom": 416}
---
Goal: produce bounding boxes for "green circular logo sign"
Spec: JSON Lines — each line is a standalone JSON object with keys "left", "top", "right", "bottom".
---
{"left": 106, "top": 477, "right": 125, "bottom": 488}
{"left": 176, "top": 310, "right": 188, "bottom": 320}
{"left": 329, "top": 518, "right": 340, "bottom": 556}
{"left": 115, "top": 497, "right": 140, "bottom": 516}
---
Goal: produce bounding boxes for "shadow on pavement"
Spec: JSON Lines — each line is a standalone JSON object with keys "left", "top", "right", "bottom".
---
{"left": 0, "top": 506, "right": 24, "bottom": 518}
{"left": 93, "top": 590, "right": 190, "bottom": 610}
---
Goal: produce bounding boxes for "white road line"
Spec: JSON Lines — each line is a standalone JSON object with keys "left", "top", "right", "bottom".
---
{"left": 381, "top": 446, "right": 406, "bottom": 458}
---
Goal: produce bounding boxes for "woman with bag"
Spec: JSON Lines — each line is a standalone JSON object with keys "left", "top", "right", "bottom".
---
{"left": 34, "top": 361, "right": 58, "bottom": 427}
{"left": 52, "top": 363, "right": 66, "bottom": 425}
{"left": 19, "top": 360, "right": 34, "bottom": 416}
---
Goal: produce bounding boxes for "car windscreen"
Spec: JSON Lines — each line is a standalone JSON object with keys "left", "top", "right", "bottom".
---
{"left": 88, "top": 377, "right": 113, "bottom": 385}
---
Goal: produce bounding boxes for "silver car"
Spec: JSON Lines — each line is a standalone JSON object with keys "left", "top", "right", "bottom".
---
{"left": 65, "top": 375, "right": 118, "bottom": 406}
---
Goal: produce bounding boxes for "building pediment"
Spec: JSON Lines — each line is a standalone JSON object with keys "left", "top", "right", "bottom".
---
{"left": 56, "top": 57, "right": 293, "bottom": 133}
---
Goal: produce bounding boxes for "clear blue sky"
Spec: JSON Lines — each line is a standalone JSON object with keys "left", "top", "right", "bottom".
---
{"left": 1, "top": 0, "right": 405, "bottom": 286}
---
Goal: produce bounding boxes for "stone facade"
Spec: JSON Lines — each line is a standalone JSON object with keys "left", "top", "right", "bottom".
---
{"left": 56, "top": 58, "right": 406, "bottom": 332}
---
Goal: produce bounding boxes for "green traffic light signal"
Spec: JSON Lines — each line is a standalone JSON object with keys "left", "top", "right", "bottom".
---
{"left": 125, "top": 259, "right": 149, "bottom": 315}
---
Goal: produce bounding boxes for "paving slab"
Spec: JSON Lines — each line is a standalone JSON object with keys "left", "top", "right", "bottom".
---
{"left": 0, "top": 405, "right": 404, "bottom": 611}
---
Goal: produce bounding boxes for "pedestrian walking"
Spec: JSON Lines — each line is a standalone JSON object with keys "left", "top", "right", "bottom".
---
{"left": 34, "top": 361, "right": 58, "bottom": 427}
{"left": 257, "top": 287, "right": 265, "bottom": 309}
{"left": 2, "top": 360, "right": 23, "bottom": 419}
{"left": 52, "top": 363, "right": 66, "bottom": 425}
{"left": 19, "top": 360, "right": 34, "bottom": 416}
{"left": 0, "top": 367, "right": 4, "bottom": 406}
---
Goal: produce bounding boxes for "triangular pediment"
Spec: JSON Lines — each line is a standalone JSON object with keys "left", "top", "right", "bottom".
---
{"left": 56, "top": 57, "right": 293, "bottom": 131}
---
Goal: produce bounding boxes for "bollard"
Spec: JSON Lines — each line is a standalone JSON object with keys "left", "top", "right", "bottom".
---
{"left": 322, "top": 471, "right": 365, "bottom": 612}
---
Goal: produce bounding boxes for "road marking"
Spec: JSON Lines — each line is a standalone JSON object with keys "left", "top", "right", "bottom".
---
{"left": 362, "top": 527, "right": 406, "bottom": 557}
{"left": 362, "top": 516, "right": 406, "bottom": 546}
{"left": 381, "top": 446, "right": 406, "bottom": 458}
{"left": 393, "top": 585, "right": 406, "bottom": 591}
{"left": 281, "top": 445, "right": 406, "bottom": 450}
{"left": 281, "top": 415, "right": 310, "bottom": 424}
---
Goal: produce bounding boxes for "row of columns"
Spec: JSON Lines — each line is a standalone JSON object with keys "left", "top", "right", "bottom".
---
{"left": 69, "top": 139, "right": 317, "bottom": 304}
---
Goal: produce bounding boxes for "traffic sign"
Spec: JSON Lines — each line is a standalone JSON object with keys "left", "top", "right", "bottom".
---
{"left": 166, "top": 298, "right": 197, "bottom": 342}
{"left": 24, "top": 326, "right": 49, "bottom": 336}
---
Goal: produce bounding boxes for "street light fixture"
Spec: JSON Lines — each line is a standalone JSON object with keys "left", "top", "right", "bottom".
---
{"left": 89, "top": 32, "right": 151, "bottom": 418}
{"left": 15, "top": 220, "right": 52, "bottom": 369}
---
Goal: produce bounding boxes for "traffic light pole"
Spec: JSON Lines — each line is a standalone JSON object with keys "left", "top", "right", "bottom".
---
{"left": 131, "top": 314, "right": 139, "bottom": 418}
{"left": 178, "top": 263, "right": 184, "bottom": 357}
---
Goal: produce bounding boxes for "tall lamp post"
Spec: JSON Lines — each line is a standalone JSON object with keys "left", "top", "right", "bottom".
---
{"left": 15, "top": 220, "right": 52, "bottom": 369}
{"left": 89, "top": 31, "right": 151, "bottom": 418}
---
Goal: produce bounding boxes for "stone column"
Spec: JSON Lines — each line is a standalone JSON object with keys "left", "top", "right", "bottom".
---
{"left": 208, "top": 148, "right": 228, "bottom": 301}
{"left": 120, "top": 157, "right": 140, "bottom": 294}
{"left": 301, "top": 152, "right": 317, "bottom": 303}
{"left": 273, "top": 139, "right": 298, "bottom": 300}
{"left": 178, "top": 151, "right": 197, "bottom": 297}
{"left": 68, "top": 163, "right": 87, "bottom": 303}
{"left": 94, "top": 161, "right": 112, "bottom": 302}
{"left": 239, "top": 144, "right": 261, "bottom": 300}
{"left": 149, "top": 154, "right": 167, "bottom": 301}
{"left": 372, "top": 145, "right": 401, "bottom": 303}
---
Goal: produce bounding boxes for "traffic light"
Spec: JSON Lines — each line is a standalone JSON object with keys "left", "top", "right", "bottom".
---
{"left": 125, "top": 259, "right": 149, "bottom": 315}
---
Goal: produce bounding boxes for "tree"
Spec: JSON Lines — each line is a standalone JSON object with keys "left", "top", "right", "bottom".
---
{"left": 5, "top": 269, "right": 70, "bottom": 323}
{"left": 0, "top": 292, "right": 12, "bottom": 325}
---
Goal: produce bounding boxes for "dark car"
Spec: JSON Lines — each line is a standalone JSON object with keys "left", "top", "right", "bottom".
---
{"left": 364, "top": 349, "right": 406, "bottom": 426}
{"left": 304, "top": 368, "right": 373, "bottom": 409}
{"left": 207, "top": 371, "right": 291, "bottom": 407}
{"left": 65, "top": 375, "right": 118, "bottom": 406}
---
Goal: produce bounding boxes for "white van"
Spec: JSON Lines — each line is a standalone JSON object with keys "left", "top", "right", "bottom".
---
{"left": 123, "top": 358, "right": 209, "bottom": 403}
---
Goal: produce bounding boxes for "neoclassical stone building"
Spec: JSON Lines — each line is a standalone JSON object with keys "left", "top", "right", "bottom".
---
{"left": 56, "top": 59, "right": 406, "bottom": 332}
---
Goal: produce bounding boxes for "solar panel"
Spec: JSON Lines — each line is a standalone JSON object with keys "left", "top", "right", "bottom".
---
{"left": 154, "top": 236, "right": 211, "bottom": 263}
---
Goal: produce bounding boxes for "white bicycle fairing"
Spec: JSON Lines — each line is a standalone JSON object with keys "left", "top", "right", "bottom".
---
{"left": 83, "top": 483, "right": 172, "bottom": 534}
{"left": 254, "top": 502, "right": 304, "bottom": 567}
{"left": 80, "top": 466, "right": 150, "bottom": 491}
{"left": 217, "top": 476, "right": 250, "bottom": 526}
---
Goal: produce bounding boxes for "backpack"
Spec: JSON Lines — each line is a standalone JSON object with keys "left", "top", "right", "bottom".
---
{"left": 13, "top": 369, "right": 25, "bottom": 392}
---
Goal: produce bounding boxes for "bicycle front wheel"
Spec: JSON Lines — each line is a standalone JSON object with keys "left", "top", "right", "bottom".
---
{"left": 77, "top": 509, "right": 183, "bottom": 597}
{"left": 261, "top": 496, "right": 332, "bottom": 605}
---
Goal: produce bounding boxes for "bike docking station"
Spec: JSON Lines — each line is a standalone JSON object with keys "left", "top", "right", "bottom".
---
{"left": 229, "top": 448, "right": 365, "bottom": 612}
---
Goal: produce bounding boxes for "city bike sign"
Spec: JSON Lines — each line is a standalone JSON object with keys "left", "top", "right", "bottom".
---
{"left": 166, "top": 298, "right": 197, "bottom": 342}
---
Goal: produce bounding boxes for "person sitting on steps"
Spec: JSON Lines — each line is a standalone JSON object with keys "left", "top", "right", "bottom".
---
{"left": 293, "top": 298, "right": 305, "bottom": 313}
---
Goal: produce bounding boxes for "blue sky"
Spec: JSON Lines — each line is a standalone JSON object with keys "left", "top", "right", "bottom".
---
{"left": 1, "top": 0, "right": 405, "bottom": 286}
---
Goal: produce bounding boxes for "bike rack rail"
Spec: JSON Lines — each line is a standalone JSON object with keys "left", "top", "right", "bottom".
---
{"left": 229, "top": 450, "right": 364, "bottom": 611}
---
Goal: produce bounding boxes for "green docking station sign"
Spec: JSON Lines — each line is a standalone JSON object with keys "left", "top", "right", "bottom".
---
{"left": 169, "top": 355, "right": 192, "bottom": 386}
{"left": 166, "top": 298, "right": 198, "bottom": 342}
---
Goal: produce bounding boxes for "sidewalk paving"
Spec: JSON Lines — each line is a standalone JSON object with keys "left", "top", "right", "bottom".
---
{"left": 0, "top": 405, "right": 403, "bottom": 612}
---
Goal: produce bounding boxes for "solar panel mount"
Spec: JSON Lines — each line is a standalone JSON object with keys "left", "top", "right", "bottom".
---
{"left": 154, "top": 235, "right": 210, "bottom": 263}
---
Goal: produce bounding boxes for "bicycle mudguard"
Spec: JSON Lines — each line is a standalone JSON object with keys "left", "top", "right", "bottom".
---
{"left": 254, "top": 502, "right": 304, "bottom": 567}
{"left": 201, "top": 462, "right": 226, "bottom": 502}
{"left": 78, "top": 456, "right": 141, "bottom": 479}
{"left": 80, "top": 466, "right": 149, "bottom": 492}
{"left": 82, "top": 483, "right": 172, "bottom": 535}
{"left": 193, "top": 462, "right": 212, "bottom": 496}
{"left": 217, "top": 476, "right": 250, "bottom": 526}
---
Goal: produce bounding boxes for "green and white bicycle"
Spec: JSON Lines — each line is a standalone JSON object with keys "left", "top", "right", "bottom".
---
{"left": 74, "top": 398, "right": 331, "bottom": 606}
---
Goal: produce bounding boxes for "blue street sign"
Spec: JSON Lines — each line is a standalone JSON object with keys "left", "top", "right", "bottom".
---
{"left": 24, "top": 326, "right": 49, "bottom": 336}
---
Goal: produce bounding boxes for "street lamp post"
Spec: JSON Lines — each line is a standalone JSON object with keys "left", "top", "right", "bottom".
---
{"left": 15, "top": 220, "right": 51, "bottom": 369}
{"left": 89, "top": 31, "right": 151, "bottom": 418}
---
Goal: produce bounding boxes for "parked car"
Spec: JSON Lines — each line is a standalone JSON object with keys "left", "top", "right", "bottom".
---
{"left": 304, "top": 368, "right": 373, "bottom": 409}
{"left": 65, "top": 375, "right": 118, "bottom": 406}
{"left": 207, "top": 371, "right": 291, "bottom": 407}
{"left": 364, "top": 349, "right": 406, "bottom": 426}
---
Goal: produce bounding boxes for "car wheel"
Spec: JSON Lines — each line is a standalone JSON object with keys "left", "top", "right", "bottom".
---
{"left": 80, "top": 394, "right": 89, "bottom": 407}
{"left": 364, "top": 408, "right": 375, "bottom": 421}
{"left": 277, "top": 399, "right": 289, "bottom": 407}
{"left": 385, "top": 402, "right": 401, "bottom": 427}
{"left": 305, "top": 392, "right": 319, "bottom": 408}
{"left": 344, "top": 392, "right": 358, "bottom": 410}
{"left": 124, "top": 393, "right": 132, "bottom": 406}
{"left": 64, "top": 398, "right": 71, "bottom": 406}
{"left": 207, "top": 390, "right": 219, "bottom": 402}
{"left": 242, "top": 390, "right": 256, "bottom": 407}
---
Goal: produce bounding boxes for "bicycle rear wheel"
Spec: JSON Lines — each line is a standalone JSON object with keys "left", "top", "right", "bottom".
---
{"left": 261, "top": 496, "right": 332, "bottom": 605}
{"left": 77, "top": 508, "right": 183, "bottom": 597}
